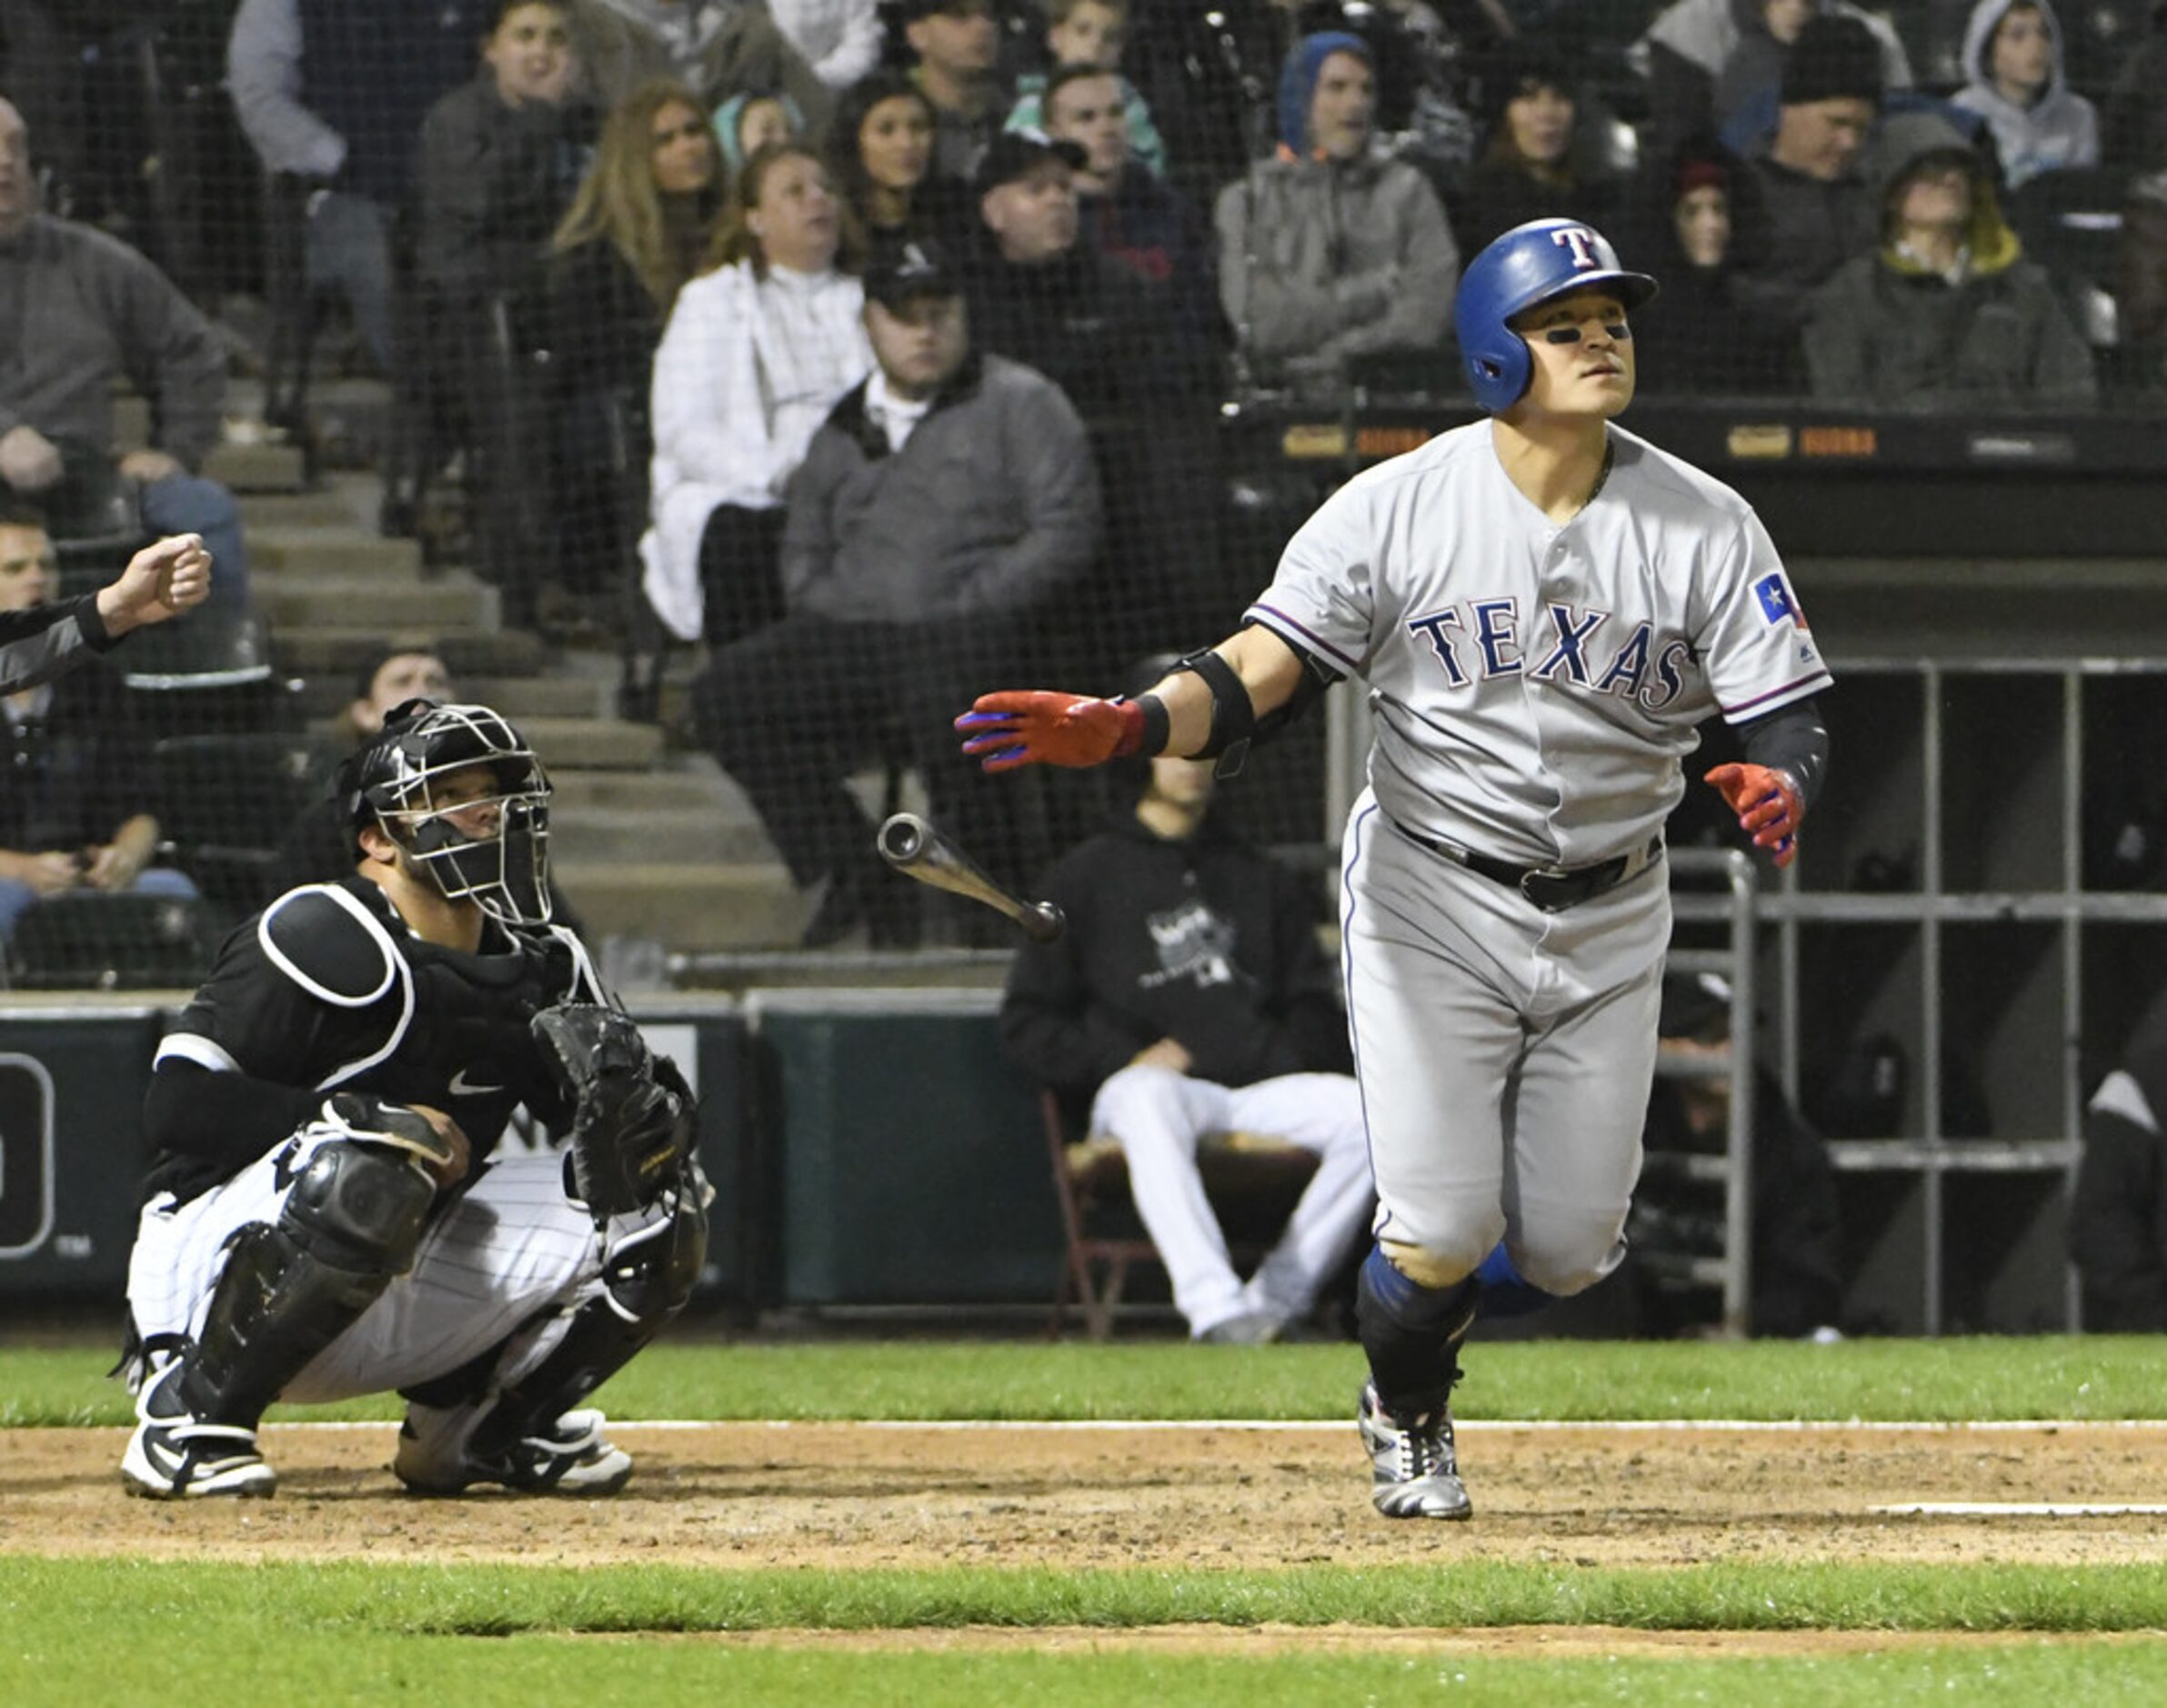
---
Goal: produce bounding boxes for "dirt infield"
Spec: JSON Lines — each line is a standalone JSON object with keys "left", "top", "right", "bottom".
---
{"left": 6, "top": 1421, "right": 2167, "bottom": 1574}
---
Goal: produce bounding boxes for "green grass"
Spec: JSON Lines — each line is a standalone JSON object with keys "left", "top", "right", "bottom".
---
{"left": 45, "top": 1557, "right": 2167, "bottom": 1634}
{"left": 5, "top": 1559, "right": 2167, "bottom": 1705}
{"left": 12, "top": 1337, "right": 2167, "bottom": 1702}
{"left": 5, "top": 1335, "right": 2165, "bottom": 1427}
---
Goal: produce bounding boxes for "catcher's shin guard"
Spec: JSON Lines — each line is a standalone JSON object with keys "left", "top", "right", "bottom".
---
{"left": 472, "top": 1185, "right": 707, "bottom": 1454}
{"left": 179, "top": 1132, "right": 438, "bottom": 1428}
{"left": 1356, "top": 1245, "right": 1480, "bottom": 1421}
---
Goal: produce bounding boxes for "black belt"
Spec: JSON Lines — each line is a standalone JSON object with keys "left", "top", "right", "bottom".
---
{"left": 1390, "top": 819, "right": 1664, "bottom": 912}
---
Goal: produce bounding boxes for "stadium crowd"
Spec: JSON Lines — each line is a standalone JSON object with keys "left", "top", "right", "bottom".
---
{"left": 1, "top": 0, "right": 2163, "bottom": 962}
{"left": 3, "top": 0, "right": 2160, "bottom": 1345}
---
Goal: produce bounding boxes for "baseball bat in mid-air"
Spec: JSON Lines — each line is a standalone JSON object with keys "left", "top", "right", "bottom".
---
{"left": 876, "top": 812, "right": 1067, "bottom": 943}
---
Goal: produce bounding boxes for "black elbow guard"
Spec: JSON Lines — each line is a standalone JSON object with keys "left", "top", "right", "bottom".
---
{"left": 1170, "top": 636, "right": 1342, "bottom": 779}
{"left": 1172, "top": 648, "right": 1259, "bottom": 773}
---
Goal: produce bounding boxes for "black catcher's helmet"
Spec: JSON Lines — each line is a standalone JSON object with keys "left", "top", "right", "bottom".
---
{"left": 340, "top": 699, "right": 553, "bottom": 925}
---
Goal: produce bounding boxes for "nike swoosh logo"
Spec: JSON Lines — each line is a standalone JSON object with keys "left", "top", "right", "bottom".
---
{"left": 448, "top": 1070, "right": 506, "bottom": 1096}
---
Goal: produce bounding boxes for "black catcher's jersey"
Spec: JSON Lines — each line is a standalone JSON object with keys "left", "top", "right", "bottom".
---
{"left": 147, "top": 875, "right": 607, "bottom": 1202}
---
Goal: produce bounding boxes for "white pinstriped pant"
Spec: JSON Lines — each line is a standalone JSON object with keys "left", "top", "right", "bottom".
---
{"left": 125, "top": 1126, "right": 665, "bottom": 1403}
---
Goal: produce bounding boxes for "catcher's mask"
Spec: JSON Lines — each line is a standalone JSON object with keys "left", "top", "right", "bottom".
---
{"left": 344, "top": 698, "right": 553, "bottom": 924}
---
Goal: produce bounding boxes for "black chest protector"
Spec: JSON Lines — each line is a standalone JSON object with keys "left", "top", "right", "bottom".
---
{"left": 252, "top": 878, "right": 587, "bottom": 1150}
{"left": 355, "top": 929, "right": 577, "bottom": 1128}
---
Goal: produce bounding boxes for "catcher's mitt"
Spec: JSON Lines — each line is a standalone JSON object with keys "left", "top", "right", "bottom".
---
{"left": 531, "top": 1003, "right": 697, "bottom": 1217}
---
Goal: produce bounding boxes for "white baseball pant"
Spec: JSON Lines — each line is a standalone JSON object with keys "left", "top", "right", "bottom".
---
{"left": 125, "top": 1125, "right": 671, "bottom": 1403}
{"left": 1088, "top": 1065, "right": 1376, "bottom": 1337}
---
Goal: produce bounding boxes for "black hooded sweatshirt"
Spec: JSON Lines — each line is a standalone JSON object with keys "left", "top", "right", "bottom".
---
{"left": 1000, "top": 809, "right": 1351, "bottom": 1129}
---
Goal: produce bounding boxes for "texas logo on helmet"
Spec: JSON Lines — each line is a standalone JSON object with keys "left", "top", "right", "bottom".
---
{"left": 1549, "top": 226, "right": 1604, "bottom": 269}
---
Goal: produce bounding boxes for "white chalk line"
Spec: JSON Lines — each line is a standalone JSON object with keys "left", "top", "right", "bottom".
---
{"left": 255, "top": 1418, "right": 2167, "bottom": 1434}
{"left": 1872, "top": 1502, "right": 2167, "bottom": 1517}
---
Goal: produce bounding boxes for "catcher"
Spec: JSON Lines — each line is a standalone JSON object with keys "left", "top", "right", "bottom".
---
{"left": 118, "top": 699, "right": 706, "bottom": 1499}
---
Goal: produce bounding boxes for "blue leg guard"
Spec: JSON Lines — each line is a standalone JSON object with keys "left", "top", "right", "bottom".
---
{"left": 1473, "top": 1242, "right": 1560, "bottom": 1320}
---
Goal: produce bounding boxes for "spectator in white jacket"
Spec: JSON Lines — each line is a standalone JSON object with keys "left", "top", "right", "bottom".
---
{"left": 769, "top": 0, "right": 885, "bottom": 91}
{"left": 639, "top": 140, "right": 874, "bottom": 644}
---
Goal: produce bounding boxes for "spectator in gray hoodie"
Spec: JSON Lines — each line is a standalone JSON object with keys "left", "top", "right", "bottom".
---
{"left": 1214, "top": 30, "right": 1459, "bottom": 393}
{"left": 1803, "top": 110, "right": 2097, "bottom": 408}
{"left": 691, "top": 238, "right": 1101, "bottom": 946}
{"left": 1949, "top": 0, "right": 2099, "bottom": 190}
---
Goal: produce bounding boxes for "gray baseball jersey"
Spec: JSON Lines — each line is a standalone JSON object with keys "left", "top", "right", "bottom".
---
{"left": 1247, "top": 420, "right": 1831, "bottom": 869}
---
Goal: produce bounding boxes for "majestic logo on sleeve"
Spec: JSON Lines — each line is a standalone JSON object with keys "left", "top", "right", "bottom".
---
{"left": 1408, "top": 599, "right": 1690, "bottom": 710}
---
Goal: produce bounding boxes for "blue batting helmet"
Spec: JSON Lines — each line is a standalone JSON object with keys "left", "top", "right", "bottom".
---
{"left": 1454, "top": 218, "right": 1659, "bottom": 414}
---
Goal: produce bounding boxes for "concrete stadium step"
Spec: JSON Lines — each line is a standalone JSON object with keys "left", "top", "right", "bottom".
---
{"left": 294, "top": 672, "right": 607, "bottom": 721}
{"left": 237, "top": 487, "right": 373, "bottom": 530}
{"left": 248, "top": 527, "right": 424, "bottom": 578}
{"left": 517, "top": 716, "right": 662, "bottom": 770}
{"left": 466, "top": 675, "right": 609, "bottom": 717}
{"left": 555, "top": 861, "right": 813, "bottom": 951}
{"left": 258, "top": 577, "right": 496, "bottom": 630}
{"left": 547, "top": 805, "right": 765, "bottom": 864}
{"left": 293, "top": 714, "right": 656, "bottom": 770}
{"left": 276, "top": 627, "right": 549, "bottom": 681}
{"left": 548, "top": 765, "right": 735, "bottom": 813}
{"left": 205, "top": 439, "right": 306, "bottom": 494}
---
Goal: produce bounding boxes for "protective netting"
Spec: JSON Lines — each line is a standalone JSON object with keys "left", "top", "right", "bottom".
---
{"left": 2, "top": 0, "right": 2163, "bottom": 982}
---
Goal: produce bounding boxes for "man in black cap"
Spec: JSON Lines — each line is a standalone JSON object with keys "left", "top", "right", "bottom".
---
{"left": 691, "top": 239, "right": 1103, "bottom": 946}
{"left": 964, "top": 127, "right": 1213, "bottom": 412}
{"left": 1737, "top": 11, "right": 1887, "bottom": 337}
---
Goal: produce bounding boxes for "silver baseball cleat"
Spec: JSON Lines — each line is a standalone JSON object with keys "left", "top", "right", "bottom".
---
{"left": 1359, "top": 1381, "right": 1472, "bottom": 1520}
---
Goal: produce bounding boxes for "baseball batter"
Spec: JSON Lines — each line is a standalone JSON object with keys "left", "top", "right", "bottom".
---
{"left": 958, "top": 218, "right": 1831, "bottom": 1519}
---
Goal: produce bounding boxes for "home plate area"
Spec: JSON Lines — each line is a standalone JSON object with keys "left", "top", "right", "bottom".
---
{"left": 5, "top": 1420, "right": 2167, "bottom": 1571}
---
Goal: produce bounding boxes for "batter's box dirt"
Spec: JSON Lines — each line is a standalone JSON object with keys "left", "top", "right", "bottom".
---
{"left": 5, "top": 1423, "right": 2167, "bottom": 1572}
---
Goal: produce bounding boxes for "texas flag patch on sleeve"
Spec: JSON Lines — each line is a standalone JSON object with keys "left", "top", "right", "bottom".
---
{"left": 1754, "top": 570, "right": 1808, "bottom": 628}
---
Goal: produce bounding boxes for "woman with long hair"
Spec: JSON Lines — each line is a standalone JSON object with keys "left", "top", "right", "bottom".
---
{"left": 823, "top": 69, "right": 962, "bottom": 253}
{"left": 554, "top": 77, "right": 725, "bottom": 316}
{"left": 640, "top": 141, "right": 874, "bottom": 649}
{"left": 547, "top": 78, "right": 724, "bottom": 702}
{"left": 1454, "top": 44, "right": 1623, "bottom": 256}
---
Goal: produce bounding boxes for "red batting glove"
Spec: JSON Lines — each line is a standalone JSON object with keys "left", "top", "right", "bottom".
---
{"left": 953, "top": 693, "right": 1152, "bottom": 776}
{"left": 1704, "top": 762, "right": 1802, "bottom": 869}
{"left": 956, "top": 691, "right": 1145, "bottom": 773}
